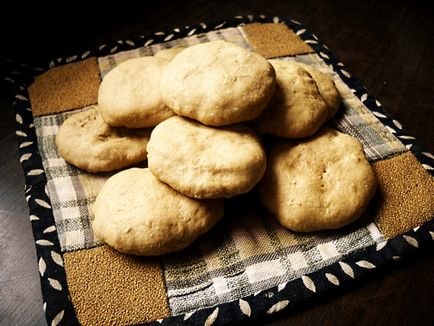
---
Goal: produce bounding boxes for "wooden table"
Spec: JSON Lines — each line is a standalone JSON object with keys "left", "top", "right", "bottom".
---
{"left": 1, "top": 1, "right": 433, "bottom": 324}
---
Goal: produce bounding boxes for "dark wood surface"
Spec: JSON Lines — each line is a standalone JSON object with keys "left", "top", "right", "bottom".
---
{"left": 0, "top": 1, "right": 433, "bottom": 325}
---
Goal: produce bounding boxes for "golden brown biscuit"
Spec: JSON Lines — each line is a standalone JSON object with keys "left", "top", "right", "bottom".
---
{"left": 154, "top": 47, "right": 186, "bottom": 61}
{"left": 253, "top": 59, "right": 329, "bottom": 138}
{"left": 92, "top": 168, "right": 224, "bottom": 255}
{"left": 98, "top": 57, "right": 174, "bottom": 128}
{"left": 56, "top": 106, "right": 151, "bottom": 172}
{"left": 160, "top": 40, "right": 276, "bottom": 126}
{"left": 147, "top": 116, "right": 267, "bottom": 199}
{"left": 258, "top": 128, "right": 377, "bottom": 232}
{"left": 294, "top": 62, "right": 341, "bottom": 119}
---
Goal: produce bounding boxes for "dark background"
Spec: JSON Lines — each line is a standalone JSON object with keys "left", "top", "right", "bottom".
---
{"left": 0, "top": 0, "right": 433, "bottom": 325}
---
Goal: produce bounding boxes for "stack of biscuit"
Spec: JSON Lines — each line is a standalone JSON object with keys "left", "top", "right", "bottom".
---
{"left": 56, "top": 40, "right": 377, "bottom": 256}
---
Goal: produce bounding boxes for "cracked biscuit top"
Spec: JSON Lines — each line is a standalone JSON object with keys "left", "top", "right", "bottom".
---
{"left": 160, "top": 40, "right": 276, "bottom": 126}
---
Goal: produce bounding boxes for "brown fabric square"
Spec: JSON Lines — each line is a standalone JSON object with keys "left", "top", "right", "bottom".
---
{"left": 371, "top": 152, "right": 434, "bottom": 238}
{"left": 242, "top": 23, "right": 314, "bottom": 58}
{"left": 28, "top": 58, "right": 100, "bottom": 116}
{"left": 64, "top": 245, "right": 170, "bottom": 325}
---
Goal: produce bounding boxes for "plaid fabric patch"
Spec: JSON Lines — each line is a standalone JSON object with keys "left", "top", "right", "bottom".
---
{"left": 332, "top": 79, "right": 407, "bottom": 161}
{"left": 163, "top": 200, "right": 382, "bottom": 315}
{"left": 98, "top": 27, "right": 251, "bottom": 78}
{"left": 34, "top": 108, "right": 110, "bottom": 252}
{"left": 280, "top": 53, "right": 407, "bottom": 161}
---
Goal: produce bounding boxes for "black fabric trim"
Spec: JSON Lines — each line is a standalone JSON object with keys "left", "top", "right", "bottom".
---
{"left": 14, "top": 92, "right": 80, "bottom": 325}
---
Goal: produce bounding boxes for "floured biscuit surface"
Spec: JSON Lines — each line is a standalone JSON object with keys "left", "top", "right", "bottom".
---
{"left": 154, "top": 47, "right": 186, "bottom": 61}
{"left": 98, "top": 57, "right": 174, "bottom": 128}
{"left": 147, "top": 116, "right": 266, "bottom": 198}
{"left": 259, "top": 128, "right": 377, "bottom": 232}
{"left": 253, "top": 60, "right": 329, "bottom": 138}
{"left": 92, "top": 168, "right": 224, "bottom": 255}
{"left": 56, "top": 106, "right": 151, "bottom": 172}
{"left": 295, "top": 62, "right": 341, "bottom": 119}
{"left": 160, "top": 40, "right": 276, "bottom": 126}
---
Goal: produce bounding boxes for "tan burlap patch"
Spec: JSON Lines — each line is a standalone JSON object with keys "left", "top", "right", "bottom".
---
{"left": 63, "top": 245, "right": 170, "bottom": 325}
{"left": 28, "top": 58, "right": 100, "bottom": 116}
{"left": 242, "top": 23, "right": 314, "bottom": 58}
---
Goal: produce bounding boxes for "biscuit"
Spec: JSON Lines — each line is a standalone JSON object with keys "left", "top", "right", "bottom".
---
{"left": 252, "top": 59, "right": 329, "bottom": 138}
{"left": 92, "top": 168, "right": 224, "bottom": 255}
{"left": 98, "top": 57, "right": 174, "bottom": 128}
{"left": 160, "top": 40, "right": 276, "bottom": 126}
{"left": 56, "top": 106, "right": 151, "bottom": 173}
{"left": 258, "top": 128, "right": 377, "bottom": 232}
{"left": 295, "top": 62, "right": 341, "bottom": 119}
{"left": 147, "top": 116, "right": 266, "bottom": 199}
{"left": 154, "top": 47, "right": 186, "bottom": 61}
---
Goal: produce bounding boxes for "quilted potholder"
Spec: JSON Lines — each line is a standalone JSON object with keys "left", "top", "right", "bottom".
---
{"left": 10, "top": 15, "right": 434, "bottom": 325}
